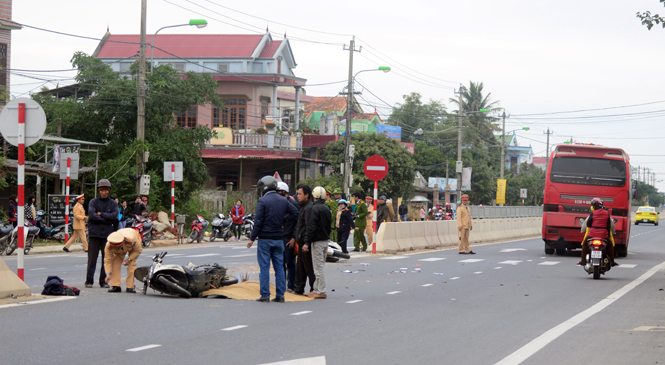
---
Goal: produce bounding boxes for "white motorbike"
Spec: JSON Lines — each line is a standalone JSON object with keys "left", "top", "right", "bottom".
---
{"left": 5, "top": 223, "right": 40, "bottom": 255}
{"left": 326, "top": 241, "right": 350, "bottom": 262}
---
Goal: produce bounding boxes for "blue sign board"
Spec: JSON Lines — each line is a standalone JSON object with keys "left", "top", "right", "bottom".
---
{"left": 377, "top": 124, "right": 402, "bottom": 141}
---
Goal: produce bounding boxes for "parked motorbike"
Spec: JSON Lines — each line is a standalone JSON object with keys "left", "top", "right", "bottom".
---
{"left": 210, "top": 213, "right": 233, "bottom": 242}
{"left": 326, "top": 241, "right": 351, "bottom": 263}
{"left": 5, "top": 223, "right": 40, "bottom": 255}
{"left": 188, "top": 215, "right": 209, "bottom": 243}
{"left": 134, "top": 251, "right": 239, "bottom": 298}
{"left": 36, "top": 210, "right": 72, "bottom": 241}
{"left": 126, "top": 214, "right": 153, "bottom": 248}
{"left": 582, "top": 237, "right": 612, "bottom": 279}
{"left": 0, "top": 224, "right": 14, "bottom": 255}
{"left": 241, "top": 213, "right": 254, "bottom": 239}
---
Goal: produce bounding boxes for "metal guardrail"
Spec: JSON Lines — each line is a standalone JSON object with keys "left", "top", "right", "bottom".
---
{"left": 467, "top": 205, "right": 541, "bottom": 219}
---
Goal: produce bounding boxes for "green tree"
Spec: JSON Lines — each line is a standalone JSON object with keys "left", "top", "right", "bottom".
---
{"left": 413, "top": 141, "right": 455, "bottom": 180}
{"left": 632, "top": 180, "right": 664, "bottom": 207}
{"left": 637, "top": 1, "right": 665, "bottom": 30}
{"left": 504, "top": 163, "right": 546, "bottom": 206}
{"left": 448, "top": 81, "right": 501, "bottom": 147}
{"left": 322, "top": 133, "right": 416, "bottom": 200}
{"left": 32, "top": 52, "right": 222, "bottom": 211}
{"left": 386, "top": 92, "right": 451, "bottom": 143}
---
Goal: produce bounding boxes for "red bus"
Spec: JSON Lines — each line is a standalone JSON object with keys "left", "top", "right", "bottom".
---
{"left": 542, "top": 144, "right": 631, "bottom": 257}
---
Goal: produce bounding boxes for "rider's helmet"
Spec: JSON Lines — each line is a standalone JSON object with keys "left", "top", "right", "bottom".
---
{"left": 338, "top": 199, "right": 348, "bottom": 207}
{"left": 257, "top": 176, "right": 278, "bottom": 194}
{"left": 277, "top": 182, "right": 290, "bottom": 193}
{"left": 591, "top": 197, "right": 604, "bottom": 210}
{"left": 312, "top": 186, "right": 327, "bottom": 200}
{"left": 445, "top": 202, "right": 451, "bottom": 206}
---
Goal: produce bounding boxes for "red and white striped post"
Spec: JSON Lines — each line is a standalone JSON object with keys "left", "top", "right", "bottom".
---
{"left": 171, "top": 163, "right": 175, "bottom": 229}
{"left": 372, "top": 181, "right": 377, "bottom": 254}
{"left": 64, "top": 157, "right": 71, "bottom": 243}
{"left": 17, "top": 103, "right": 25, "bottom": 280}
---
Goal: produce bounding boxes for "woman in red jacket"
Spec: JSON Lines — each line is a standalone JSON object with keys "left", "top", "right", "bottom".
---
{"left": 230, "top": 200, "right": 245, "bottom": 241}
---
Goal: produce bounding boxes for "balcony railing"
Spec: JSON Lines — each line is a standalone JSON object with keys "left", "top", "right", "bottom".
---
{"left": 210, "top": 131, "right": 302, "bottom": 150}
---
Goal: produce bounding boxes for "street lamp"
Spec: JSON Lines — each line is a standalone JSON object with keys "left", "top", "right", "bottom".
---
{"left": 150, "top": 19, "right": 208, "bottom": 73}
{"left": 342, "top": 66, "right": 391, "bottom": 197}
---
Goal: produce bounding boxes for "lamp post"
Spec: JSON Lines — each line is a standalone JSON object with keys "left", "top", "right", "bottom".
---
{"left": 150, "top": 19, "right": 208, "bottom": 74}
{"left": 343, "top": 66, "right": 390, "bottom": 197}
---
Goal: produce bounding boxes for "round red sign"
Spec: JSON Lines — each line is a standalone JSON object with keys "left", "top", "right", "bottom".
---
{"left": 363, "top": 155, "right": 389, "bottom": 181}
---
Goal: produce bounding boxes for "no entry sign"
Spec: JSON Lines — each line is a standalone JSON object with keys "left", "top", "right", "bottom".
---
{"left": 363, "top": 155, "right": 389, "bottom": 181}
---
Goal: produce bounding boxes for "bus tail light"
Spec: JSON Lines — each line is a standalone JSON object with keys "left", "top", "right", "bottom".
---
{"left": 558, "top": 205, "right": 564, "bottom": 212}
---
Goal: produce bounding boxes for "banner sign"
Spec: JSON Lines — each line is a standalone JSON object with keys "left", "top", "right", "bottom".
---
{"left": 377, "top": 124, "right": 402, "bottom": 141}
{"left": 497, "top": 179, "right": 506, "bottom": 205}
{"left": 428, "top": 177, "right": 457, "bottom": 193}
{"left": 461, "top": 167, "right": 472, "bottom": 191}
{"left": 48, "top": 195, "right": 78, "bottom": 222}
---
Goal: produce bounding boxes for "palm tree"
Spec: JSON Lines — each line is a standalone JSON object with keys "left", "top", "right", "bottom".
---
{"left": 449, "top": 81, "right": 501, "bottom": 147}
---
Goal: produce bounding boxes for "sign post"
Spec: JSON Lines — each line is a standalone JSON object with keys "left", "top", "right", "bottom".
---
{"left": 0, "top": 98, "right": 46, "bottom": 280}
{"left": 64, "top": 158, "right": 71, "bottom": 243}
{"left": 363, "top": 155, "right": 389, "bottom": 254}
{"left": 163, "top": 162, "right": 183, "bottom": 229}
{"left": 520, "top": 188, "right": 527, "bottom": 206}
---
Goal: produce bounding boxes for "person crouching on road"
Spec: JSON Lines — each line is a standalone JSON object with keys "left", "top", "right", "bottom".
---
{"left": 104, "top": 228, "right": 143, "bottom": 293}
{"left": 247, "top": 176, "right": 300, "bottom": 303}
{"left": 303, "top": 186, "right": 332, "bottom": 299}
{"left": 63, "top": 194, "right": 88, "bottom": 252}
{"left": 336, "top": 199, "right": 354, "bottom": 254}
{"left": 457, "top": 194, "right": 475, "bottom": 255}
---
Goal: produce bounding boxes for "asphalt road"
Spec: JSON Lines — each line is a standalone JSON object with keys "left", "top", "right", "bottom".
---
{"left": 1, "top": 224, "right": 664, "bottom": 365}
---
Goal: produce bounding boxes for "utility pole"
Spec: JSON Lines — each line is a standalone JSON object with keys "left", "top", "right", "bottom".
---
{"left": 544, "top": 128, "right": 552, "bottom": 171}
{"left": 136, "top": 0, "right": 147, "bottom": 194}
{"left": 343, "top": 36, "right": 360, "bottom": 198}
{"left": 456, "top": 84, "right": 465, "bottom": 202}
{"left": 500, "top": 111, "right": 506, "bottom": 180}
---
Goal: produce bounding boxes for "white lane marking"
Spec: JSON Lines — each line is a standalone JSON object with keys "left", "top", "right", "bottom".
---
{"left": 0, "top": 296, "right": 76, "bottom": 310}
{"left": 419, "top": 257, "right": 446, "bottom": 262}
{"left": 380, "top": 256, "right": 408, "bottom": 260}
{"left": 183, "top": 253, "right": 221, "bottom": 258}
{"left": 291, "top": 311, "right": 312, "bottom": 316}
{"left": 221, "top": 325, "right": 248, "bottom": 331}
{"left": 232, "top": 246, "right": 250, "bottom": 249}
{"left": 126, "top": 344, "right": 161, "bottom": 352}
{"left": 421, "top": 284, "right": 434, "bottom": 287}
{"left": 474, "top": 271, "right": 483, "bottom": 274}
{"left": 538, "top": 261, "right": 560, "bottom": 266}
{"left": 617, "top": 264, "right": 637, "bottom": 268}
{"left": 450, "top": 277, "right": 460, "bottom": 280}
{"left": 386, "top": 291, "right": 401, "bottom": 295}
{"left": 226, "top": 254, "right": 255, "bottom": 258}
{"left": 29, "top": 268, "right": 47, "bottom": 271}
{"left": 165, "top": 254, "right": 185, "bottom": 257}
{"left": 494, "top": 267, "right": 502, "bottom": 269}
{"left": 500, "top": 248, "right": 527, "bottom": 253}
{"left": 259, "top": 356, "right": 327, "bottom": 365}
{"left": 346, "top": 300, "right": 363, "bottom": 303}
{"left": 495, "top": 260, "right": 665, "bottom": 365}
{"left": 458, "top": 259, "right": 484, "bottom": 263}
{"left": 498, "top": 260, "right": 523, "bottom": 266}
{"left": 527, "top": 260, "right": 533, "bottom": 262}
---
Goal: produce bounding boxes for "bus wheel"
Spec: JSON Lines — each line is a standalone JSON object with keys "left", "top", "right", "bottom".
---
{"left": 544, "top": 244, "right": 554, "bottom": 255}
{"left": 616, "top": 246, "right": 628, "bottom": 257}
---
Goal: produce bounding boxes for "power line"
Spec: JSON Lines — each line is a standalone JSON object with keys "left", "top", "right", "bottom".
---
{"left": 512, "top": 100, "right": 665, "bottom": 116}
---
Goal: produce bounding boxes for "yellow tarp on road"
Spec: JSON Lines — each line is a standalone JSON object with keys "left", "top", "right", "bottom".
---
{"left": 202, "top": 281, "right": 313, "bottom": 302}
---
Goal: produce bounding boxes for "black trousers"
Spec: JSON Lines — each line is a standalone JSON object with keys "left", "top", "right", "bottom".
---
{"left": 86, "top": 237, "right": 107, "bottom": 285}
{"left": 337, "top": 229, "right": 350, "bottom": 253}
{"left": 294, "top": 243, "right": 315, "bottom": 295}
{"left": 232, "top": 223, "right": 241, "bottom": 238}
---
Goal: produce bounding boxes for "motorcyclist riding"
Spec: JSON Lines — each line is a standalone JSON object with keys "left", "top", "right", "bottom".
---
{"left": 577, "top": 198, "right": 618, "bottom": 267}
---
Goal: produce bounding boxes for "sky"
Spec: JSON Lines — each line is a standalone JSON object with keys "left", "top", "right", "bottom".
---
{"left": 9, "top": 0, "right": 665, "bottom": 190}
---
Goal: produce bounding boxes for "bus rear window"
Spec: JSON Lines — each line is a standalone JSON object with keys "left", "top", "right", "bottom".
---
{"left": 550, "top": 157, "right": 626, "bottom": 187}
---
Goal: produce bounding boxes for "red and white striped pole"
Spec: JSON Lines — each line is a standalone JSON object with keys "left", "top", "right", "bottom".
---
{"left": 171, "top": 163, "right": 175, "bottom": 229}
{"left": 372, "top": 180, "right": 377, "bottom": 254}
{"left": 17, "top": 103, "right": 25, "bottom": 280}
{"left": 64, "top": 157, "right": 71, "bottom": 243}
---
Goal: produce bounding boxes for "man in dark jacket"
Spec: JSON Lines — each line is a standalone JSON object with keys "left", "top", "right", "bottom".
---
{"left": 85, "top": 179, "right": 118, "bottom": 288}
{"left": 277, "top": 182, "right": 299, "bottom": 293}
{"left": 303, "top": 186, "right": 332, "bottom": 299}
{"left": 294, "top": 184, "right": 315, "bottom": 296}
{"left": 247, "top": 176, "right": 299, "bottom": 303}
{"left": 336, "top": 200, "right": 354, "bottom": 254}
{"left": 399, "top": 201, "right": 409, "bottom": 222}
{"left": 128, "top": 196, "right": 146, "bottom": 217}
{"left": 376, "top": 195, "right": 390, "bottom": 233}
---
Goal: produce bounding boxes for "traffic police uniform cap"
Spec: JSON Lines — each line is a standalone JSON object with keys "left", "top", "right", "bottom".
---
{"left": 461, "top": 194, "right": 469, "bottom": 200}
{"left": 108, "top": 231, "right": 125, "bottom": 246}
{"left": 76, "top": 194, "right": 85, "bottom": 200}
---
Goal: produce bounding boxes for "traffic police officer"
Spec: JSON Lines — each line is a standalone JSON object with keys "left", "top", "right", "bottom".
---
{"left": 457, "top": 194, "right": 476, "bottom": 254}
{"left": 104, "top": 228, "right": 143, "bottom": 293}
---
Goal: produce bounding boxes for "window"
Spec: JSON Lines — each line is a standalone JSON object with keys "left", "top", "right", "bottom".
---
{"left": 119, "top": 62, "right": 131, "bottom": 72}
{"left": 216, "top": 169, "right": 239, "bottom": 188}
{"left": 172, "top": 63, "right": 185, "bottom": 72}
{"left": 176, "top": 106, "right": 198, "bottom": 128}
{"left": 0, "top": 43, "right": 7, "bottom": 88}
{"left": 221, "top": 98, "right": 247, "bottom": 129}
{"left": 218, "top": 63, "right": 228, "bottom": 73}
{"left": 550, "top": 157, "right": 626, "bottom": 187}
{"left": 261, "top": 99, "right": 269, "bottom": 121}
{"left": 212, "top": 107, "right": 220, "bottom": 128}
{"left": 283, "top": 173, "right": 292, "bottom": 187}
{"left": 638, "top": 207, "right": 655, "bottom": 212}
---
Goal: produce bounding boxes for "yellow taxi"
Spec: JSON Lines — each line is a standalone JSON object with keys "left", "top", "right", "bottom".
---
{"left": 635, "top": 206, "right": 659, "bottom": 225}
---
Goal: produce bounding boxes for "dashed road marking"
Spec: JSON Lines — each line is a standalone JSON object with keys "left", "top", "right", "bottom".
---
{"left": 617, "top": 264, "right": 637, "bottom": 268}
{"left": 291, "top": 311, "right": 312, "bottom": 316}
{"left": 450, "top": 277, "right": 460, "bottom": 280}
{"left": 494, "top": 267, "right": 502, "bottom": 269}
{"left": 222, "top": 325, "right": 248, "bottom": 331}
{"left": 184, "top": 253, "right": 220, "bottom": 258}
{"left": 421, "top": 284, "right": 434, "bottom": 287}
{"left": 386, "top": 291, "right": 401, "bottom": 295}
{"left": 380, "top": 256, "right": 408, "bottom": 260}
{"left": 126, "top": 344, "right": 161, "bottom": 352}
{"left": 29, "top": 268, "right": 46, "bottom": 271}
{"left": 0, "top": 296, "right": 76, "bottom": 310}
{"left": 259, "top": 356, "right": 327, "bottom": 365}
{"left": 498, "top": 260, "right": 522, "bottom": 266}
{"left": 474, "top": 271, "right": 483, "bottom": 274}
{"left": 500, "top": 248, "right": 527, "bottom": 253}
{"left": 418, "top": 258, "right": 446, "bottom": 262}
{"left": 346, "top": 300, "right": 363, "bottom": 304}
{"left": 458, "top": 259, "right": 484, "bottom": 263}
{"left": 538, "top": 261, "right": 560, "bottom": 266}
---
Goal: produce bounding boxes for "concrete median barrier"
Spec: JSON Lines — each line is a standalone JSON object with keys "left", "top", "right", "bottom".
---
{"left": 0, "top": 258, "right": 32, "bottom": 299}
{"left": 423, "top": 221, "right": 442, "bottom": 248}
{"left": 409, "top": 222, "right": 429, "bottom": 250}
{"left": 437, "top": 220, "right": 457, "bottom": 246}
{"left": 375, "top": 223, "right": 399, "bottom": 253}
{"left": 395, "top": 222, "right": 415, "bottom": 251}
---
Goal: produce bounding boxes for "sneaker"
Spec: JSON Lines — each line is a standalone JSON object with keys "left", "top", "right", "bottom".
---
{"left": 271, "top": 297, "right": 285, "bottom": 303}
{"left": 256, "top": 297, "right": 270, "bottom": 302}
{"left": 126, "top": 288, "right": 136, "bottom": 293}
{"left": 62, "top": 247, "right": 70, "bottom": 253}
{"left": 108, "top": 286, "right": 121, "bottom": 293}
{"left": 308, "top": 292, "right": 327, "bottom": 299}
{"left": 468, "top": 251, "right": 476, "bottom": 255}
{"left": 352, "top": 249, "right": 360, "bottom": 252}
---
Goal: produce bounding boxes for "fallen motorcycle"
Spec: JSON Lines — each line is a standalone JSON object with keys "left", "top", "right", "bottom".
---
{"left": 134, "top": 252, "right": 238, "bottom": 298}
{"left": 326, "top": 241, "right": 351, "bottom": 263}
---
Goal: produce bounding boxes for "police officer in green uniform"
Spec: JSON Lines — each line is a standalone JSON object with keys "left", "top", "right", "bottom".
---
{"left": 325, "top": 187, "right": 339, "bottom": 242}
